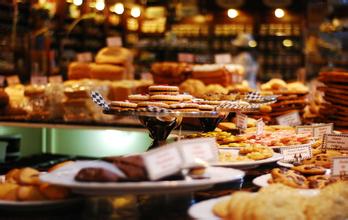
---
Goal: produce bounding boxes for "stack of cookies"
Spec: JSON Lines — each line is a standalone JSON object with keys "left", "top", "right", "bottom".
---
{"left": 318, "top": 70, "right": 348, "bottom": 128}
{"left": 247, "top": 79, "right": 308, "bottom": 123}
{"left": 108, "top": 85, "right": 221, "bottom": 113}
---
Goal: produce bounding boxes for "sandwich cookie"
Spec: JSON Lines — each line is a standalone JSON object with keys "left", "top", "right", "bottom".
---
{"left": 178, "top": 94, "right": 193, "bottom": 102}
{"left": 150, "top": 95, "right": 183, "bottom": 104}
{"left": 169, "top": 103, "right": 199, "bottom": 112}
{"left": 137, "top": 101, "right": 169, "bottom": 109}
{"left": 110, "top": 101, "right": 137, "bottom": 111}
{"left": 198, "top": 104, "right": 215, "bottom": 112}
{"left": 128, "top": 94, "right": 150, "bottom": 103}
{"left": 148, "top": 85, "right": 179, "bottom": 95}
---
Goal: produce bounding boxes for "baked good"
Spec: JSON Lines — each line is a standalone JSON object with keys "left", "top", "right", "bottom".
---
{"left": 148, "top": 85, "right": 179, "bottom": 95}
{"left": 151, "top": 62, "right": 192, "bottom": 85}
{"left": 212, "top": 197, "right": 230, "bottom": 218}
{"left": 95, "top": 47, "right": 133, "bottom": 66}
{"left": 90, "top": 63, "right": 126, "bottom": 81}
{"left": 75, "top": 167, "right": 120, "bottom": 182}
{"left": 307, "top": 175, "right": 339, "bottom": 189}
{"left": 150, "top": 94, "right": 183, "bottom": 104}
{"left": 302, "top": 154, "right": 332, "bottom": 169}
{"left": 179, "top": 79, "right": 206, "bottom": 97}
{"left": 169, "top": 103, "right": 198, "bottom": 112}
{"left": 198, "top": 104, "right": 215, "bottom": 111}
{"left": 291, "top": 164, "right": 326, "bottom": 175}
{"left": 137, "top": 101, "right": 169, "bottom": 109}
{"left": 270, "top": 168, "right": 308, "bottom": 189}
{"left": 68, "top": 62, "right": 91, "bottom": 80}
{"left": 128, "top": 94, "right": 150, "bottom": 103}
{"left": 109, "top": 101, "right": 137, "bottom": 111}
{"left": 0, "top": 89, "right": 9, "bottom": 107}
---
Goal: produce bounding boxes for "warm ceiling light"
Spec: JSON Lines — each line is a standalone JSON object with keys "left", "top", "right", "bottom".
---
{"left": 95, "top": 0, "right": 105, "bottom": 11}
{"left": 274, "top": 8, "right": 285, "bottom": 18}
{"left": 283, "top": 39, "right": 293, "bottom": 47}
{"left": 248, "top": 40, "right": 257, "bottom": 48}
{"left": 73, "top": 0, "right": 83, "bottom": 6}
{"left": 113, "top": 3, "right": 124, "bottom": 15}
{"left": 227, "top": 9, "right": 238, "bottom": 19}
{"left": 131, "top": 6, "right": 141, "bottom": 18}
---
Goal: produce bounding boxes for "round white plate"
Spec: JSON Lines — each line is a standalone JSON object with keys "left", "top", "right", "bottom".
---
{"left": 277, "top": 161, "right": 294, "bottom": 168}
{"left": 212, "top": 151, "right": 283, "bottom": 169}
{"left": 40, "top": 161, "right": 245, "bottom": 196}
{"left": 188, "top": 196, "right": 229, "bottom": 220}
{"left": 252, "top": 174, "right": 320, "bottom": 195}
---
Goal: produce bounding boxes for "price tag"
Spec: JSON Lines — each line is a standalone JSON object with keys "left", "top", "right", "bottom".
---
{"left": 106, "top": 36, "right": 122, "bottom": 47}
{"left": 296, "top": 123, "right": 333, "bottom": 138}
{"left": 77, "top": 52, "right": 92, "bottom": 63}
{"left": 177, "top": 138, "right": 218, "bottom": 167}
{"left": 331, "top": 157, "right": 348, "bottom": 177}
{"left": 313, "top": 123, "right": 333, "bottom": 138}
{"left": 214, "top": 53, "right": 232, "bottom": 64}
{"left": 236, "top": 113, "right": 248, "bottom": 130}
{"left": 0, "top": 75, "right": 5, "bottom": 87}
{"left": 48, "top": 75, "right": 63, "bottom": 83}
{"left": 323, "top": 134, "right": 348, "bottom": 151}
{"left": 6, "top": 75, "right": 20, "bottom": 86}
{"left": 142, "top": 145, "right": 182, "bottom": 180}
{"left": 30, "top": 76, "right": 47, "bottom": 85}
{"left": 178, "top": 53, "right": 195, "bottom": 63}
{"left": 256, "top": 119, "right": 265, "bottom": 136}
{"left": 276, "top": 111, "right": 301, "bottom": 126}
{"left": 140, "top": 72, "right": 153, "bottom": 81}
{"left": 195, "top": 54, "right": 210, "bottom": 63}
{"left": 280, "top": 143, "right": 312, "bottom": 162}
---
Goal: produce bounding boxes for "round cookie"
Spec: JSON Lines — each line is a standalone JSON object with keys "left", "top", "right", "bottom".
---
{"left": 198, "top": 104, "right": 215, "bottom": 111}
{"left": 169, "top": 103, "right": 199, "bottom": 112}
{"left": 150, "top": 95, "right": 183, "bottom": 104}
{"left": 128, "top": 94, "right": 150, "bottom": 103}
{"left": 307, "top": 175, "right": 339, "bottom": 189}
{"left": 178, "top": 94, "right": 193, "bottom": 102}
{"left": 110, "top": 101, "right": 137, "bottom": 111}
{"left": 270, "top": 168, "right": 308, "bottom": 189}
{"left": 148, "top": 85, "right": 179, "bottom": 95}
{"left": 291, "top": 164, "right": 326, "bottom": 175}
{"left": 137, "top": 101, "right": 169, "bottom": 109}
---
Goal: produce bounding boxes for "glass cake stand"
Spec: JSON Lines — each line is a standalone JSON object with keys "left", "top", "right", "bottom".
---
{"left": 103, "top": 108, "right": 255, "bottom": 150}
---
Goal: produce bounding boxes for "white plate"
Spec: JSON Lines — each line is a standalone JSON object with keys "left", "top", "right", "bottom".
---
{"left": 188, "top": 196, "right": 230, "bottom": 220}
{"left": 212, "top": 150, "right": 283, "bottom": 169}
{"left": 40, "top": 161, "right": 245, "bottom": 196}
{"left": 252, "top": 174, "right": 320, "bottom": 195}
{"left": 277, "top": 160, "right": 294, "bottom": 168}
{"left": 189, "top": 186, "right": 319, "bottom": 219}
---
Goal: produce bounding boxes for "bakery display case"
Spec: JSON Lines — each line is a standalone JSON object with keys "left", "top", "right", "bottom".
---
{"left": 0, "top": 1, "right": 347, "bottom": 219}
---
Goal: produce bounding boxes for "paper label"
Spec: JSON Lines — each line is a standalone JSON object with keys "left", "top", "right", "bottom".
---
{"left": 6, "top": 75, "right": 20, "bottom": 86}
{"left": 313, "top": 123, "right": 333, "bottom": 138}
{"left": 48, "top": 75, "right": 63, "bottom": 83}
{"left": 214, "top": 53, "right": 232, "bottom": 64}
{"left": 0, "top": 75, "right": 5, "bottom": 87}
{"left": 276, "top": 111, "right": 301, "bottom": 126}
{"left": 296, "top": 123, "right": 333, "bottom": 138}
{"left": 280, "top": 143, "right": 312, "bottom": 162}
{"left": 107, "top": 36, "right": 122, "bottom": 47}
{"left": 256, "top": 119, "right": 265, "bottom": 136}
{"left": 178, "top": 53, "right": 195, "bottom": 63}
{"left": 236, "top": 113, "right": 248, "bottom": 130}
{"left": 140, "top": 72, "right": 153, "bottom": 81}
{"left": 177, "top": 138, "right": 218, "bottom": 167}
{"left": 142, "top": 146, "right": 182, "bottom": 180}
{"left": 30, "top": 76, "right": 47, "bottom": 85}
{"left": 77, "top": 52, "right": 92, "bottom": 62}
{"left": 331, "top": 157, "right": 348, "bottom": 177}
{"left": 323, "top": 134, "right": 348, "bottom": 151}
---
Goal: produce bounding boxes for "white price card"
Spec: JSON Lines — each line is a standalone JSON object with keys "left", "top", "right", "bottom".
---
{"left": 296, "top": 123, "right": 333, "bottom": 138}
{"left": 236, "top": 113, "right": 248, "bottom": 130}
{"left": 142, "top": 145, "right": 182, "bottom": 181}
{"left": 280, "top": 143, "right": 312, "bottom": 162}
{"left": 178, "top": 53, "right": 195, "bottom": 63}
{"left": 177, "top": 138, "right": 218, "bottom": 167}
{"left": 331, "top": 157, "right": 348, "bottom": 177}
{"left": 276, "top": 111, "right": 301, "bottom": 126}
{"left": 6, "top": 75, "right": 20, "bottom": 86}
{"left": 0, "top": 75, "right": 5, "bottom": 87}
{"left": 214, "top": 53, "right": 232, "bottom": 64}
{"left": 107, "top": 36, "right": 122, "bottom": 47}
{"left": 48, "top": 75, "right": 63, "bottom": 83}
{"left": 77, "top": 52, "right": 92, "bottom": 62}
{"left": 323, "top": 134, "right": 348, "bottom": 151}
{"left": 256, "top": 119, "right": 265, "bottom": 136}
{"left": 30, "top": 76, "right": 47, "bottom": 85}
{"left": 313, "top": 123, "right": 333, "bottom": 138}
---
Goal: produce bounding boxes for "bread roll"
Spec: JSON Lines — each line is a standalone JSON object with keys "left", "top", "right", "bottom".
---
{"left": 68, "top": 62, "right": 91, "bottom": 80}
{"left": 95, "top": 47, "right": 133, "bottom": 66}
{"left": 90, "top": 63, "right": 126, "bottom": 81}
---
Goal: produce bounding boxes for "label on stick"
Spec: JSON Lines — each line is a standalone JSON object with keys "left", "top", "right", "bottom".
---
{"left": 214, "top": 53, "right": 232, "bottom": 64}
{"left": 256, "top": 118, "right": 265, "bottom": 136}
{"left": 331, "top": 156, "right": 348, "bottom": 177}
{"left": 322, "top": 134, "right": 348, "bottom": 151}
{"left": 107, "top": 36, "right": 122, "bottom": 47}
{"left": 178, "top": 53, "right": 195, "bottom": 63}
{"left": 236, "top": 113, "right": 248, "bottom": 130}
{"left": 280, "top": 143, "right": 312, "bottom": 162}
{"left": 276, "top": 111, "right": 301, "bottom": 126}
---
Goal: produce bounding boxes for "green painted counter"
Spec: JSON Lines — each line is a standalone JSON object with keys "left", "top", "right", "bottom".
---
{"left": 0, "top": 122, "right": 152, "bottom": 158}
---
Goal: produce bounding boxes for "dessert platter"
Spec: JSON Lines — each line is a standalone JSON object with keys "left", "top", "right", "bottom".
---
{"left": 39, "top": 160, "right": 245, "bottom": 196}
